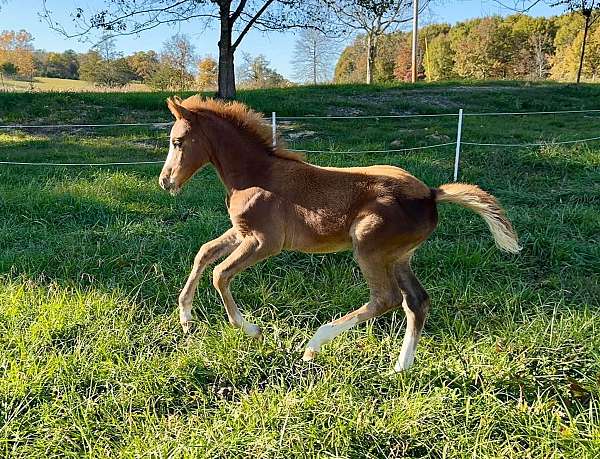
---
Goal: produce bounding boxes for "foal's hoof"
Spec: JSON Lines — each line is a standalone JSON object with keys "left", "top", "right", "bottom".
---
{"left": 244, "top": 323, "right": 263, "bottom": 341}
{"left": 302, "top": 347, "right": 317, "bottom": 362}
{"left": 393, "top": 361, "right": 412, "bottom": 373}
{"left": 181, "top": 321, "right": 193, "bottom": 334}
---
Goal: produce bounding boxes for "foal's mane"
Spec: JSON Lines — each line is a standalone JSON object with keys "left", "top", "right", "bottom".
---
{"left": 180, "top": 95, "right": 304, "bottom": 162}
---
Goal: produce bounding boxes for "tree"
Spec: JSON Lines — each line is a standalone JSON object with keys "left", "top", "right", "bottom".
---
{"left": 146, "top": 62, "right": 180, "bottom": 90}
{"left": 0, "top": 61, "right": 16, "bottom": 76}
{"left": 373, "top": 32, "right": 405, "bottom": 81}
{"left": 333, "top": 35, "right": 366, "bottom": 83}
{"left": 392, "top": 24, "right": 448, "bottom": 81}
{"left": 45, "top": 50, "right": 80, "bottom": 79}
{"left": 197, "top": 56, "right": 218, "bottom": 89}
{"left": 507, "top": 15, "right": 555, "bottom": 80}
{"left": 78, "top": 50, "right": 133, "bottom": 86}
{"left": 450, "top": 17, "right": 519, "bottom": 79}
{"left": 93, "top": 32, "right": 120, "bottom": 60}
{"left": 126, "top": 50, "right": 159, "bottom": 81}
{"left": 78, "top": 50, "right": 103, "bottom": 81}
{"left": 292, "top": 29, "right": 338, "bottom": 84}
{"left": 497, "top": 0, "right": 599, "bottom": 83}
{"left": 42, "top": 0, "right": 328, "bottom": 99}
{"left": 333, "top": 31, "right": 407, "bottom": 83}
{"left": 237, "top": 52, "right": 288, "bottom": 88}
{"left": 161, "top": 34, "right": 197, "bottom": 91}
{"left": 0, "top": 30, "right": 35, "bottom": 80}
{"left": 422, "top": 32, "right": 454, "bottom": 80}
{"left": 551, "top": 15, "right": 600, "bottom": 81}
{"left": 558, "top": 0, "right": 600, "bottom": 82}
{"left": 325, "top": 0, "right": 429, "bottom": 84}
{"left": 392, "top": 33, "right": 414, "bottom": 80}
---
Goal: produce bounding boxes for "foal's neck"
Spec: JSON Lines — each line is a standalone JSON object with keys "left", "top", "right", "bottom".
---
{"left": 203, "top": 115, "right": 277, "bottom": 192}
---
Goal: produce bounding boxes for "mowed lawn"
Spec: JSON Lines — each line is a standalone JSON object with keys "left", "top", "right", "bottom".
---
{"left": 0, "top": 82, "right": 598, "bottom": 458}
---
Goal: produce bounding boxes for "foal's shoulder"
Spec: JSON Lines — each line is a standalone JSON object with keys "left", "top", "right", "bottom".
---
{"left": 229, "top": 187, "right": 274, "bottom": 208}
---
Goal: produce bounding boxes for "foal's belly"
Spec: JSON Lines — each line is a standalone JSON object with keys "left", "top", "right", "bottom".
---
{"left": 289, "top": 238, "right": 353, "bottom": 254}
{"left": 283, "top": 208, "right": 354, "bottom": 253}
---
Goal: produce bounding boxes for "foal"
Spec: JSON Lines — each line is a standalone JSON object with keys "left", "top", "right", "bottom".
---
{"left": 159, "top": 95, "right": 520, "bottom": 372}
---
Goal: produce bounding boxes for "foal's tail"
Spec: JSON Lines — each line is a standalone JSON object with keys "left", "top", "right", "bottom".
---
{"left": 434, "top": 183, "right": 521, "bottom": 254}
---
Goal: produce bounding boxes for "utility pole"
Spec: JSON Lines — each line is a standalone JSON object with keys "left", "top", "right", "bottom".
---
{"left": 411, "top": 0, "right": 419, "bottom": 83}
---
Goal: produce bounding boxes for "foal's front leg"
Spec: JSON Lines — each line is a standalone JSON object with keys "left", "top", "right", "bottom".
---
{"left": 178, "top": 228, "right": 240, "bottom": 333}
{"left": 212, "top": 235, "right": 279, "bottom": 339}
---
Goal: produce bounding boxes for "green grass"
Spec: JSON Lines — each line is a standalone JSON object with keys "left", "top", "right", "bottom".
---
{"left": 0, "top": 82, "right": 599, "bottom": 458}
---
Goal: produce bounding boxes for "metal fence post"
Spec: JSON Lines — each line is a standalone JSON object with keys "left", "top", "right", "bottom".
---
{"left": 453, "top": 108, "right": 464, "bottom": 182}
{"left": 272, "top": 112, "right": 277, "bottom": 147}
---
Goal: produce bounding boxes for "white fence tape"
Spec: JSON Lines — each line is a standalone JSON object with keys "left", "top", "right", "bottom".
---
{"left": 0, "top": 160, "right": 164, "bottom": 166}
{"left": 290, "top": 142, "right": 456, "bottom": 154}
{"left": 0, "top": 122, "right": 172, "bottom": 129}
{"left": 462, "top": 135, "right": 600, "bottom": 147}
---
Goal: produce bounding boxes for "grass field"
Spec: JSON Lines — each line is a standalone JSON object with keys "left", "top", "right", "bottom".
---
{"left": 0, "top": 82, "right": 598, "bottom": 458}
{"left": 0, "top": 76, "right": 150, "bottom": 92}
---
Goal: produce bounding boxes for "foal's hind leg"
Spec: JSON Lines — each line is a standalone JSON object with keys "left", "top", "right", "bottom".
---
{"left": 394, "top": 259, "right": 430, "bottom": 372}
{"left": 178, "top": 228, "right": 240, "bottom": 333}
{"left": 212, "top": 235, "right": 279, "bottom": 339}
{"left": 302, "top": 252, "right": 402, "bottom": 361}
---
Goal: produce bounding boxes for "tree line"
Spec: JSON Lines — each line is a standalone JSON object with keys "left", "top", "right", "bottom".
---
{"left": 2, "top": 8, "right": 598, "bottom": 91}
{"left": 0, "top": 29, "right": 291, "bottom": 90}
{"left": 335, "top": 12, "right": 600, "bottom": 84}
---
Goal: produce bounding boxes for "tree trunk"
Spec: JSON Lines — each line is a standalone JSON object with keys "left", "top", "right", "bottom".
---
{"left": 366, "top": 33, "right": 376, "bottom": 84}
{"left": 217, "top": 9, "right": 236, "bottom": 99}
{"left": 577, "top": 14, "right": 591, "bottom": 84}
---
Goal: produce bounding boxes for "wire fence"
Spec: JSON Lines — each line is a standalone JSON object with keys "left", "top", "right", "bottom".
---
{"left": 1, "top": 107, "right": 598, "bottom": 181}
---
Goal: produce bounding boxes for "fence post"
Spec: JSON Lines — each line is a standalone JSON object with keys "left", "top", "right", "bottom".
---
{"left": 272, "top": 112, "right": 277, "bottom": 147}
{"left": 453, "top": 108, "right": 464, "bottom": 182}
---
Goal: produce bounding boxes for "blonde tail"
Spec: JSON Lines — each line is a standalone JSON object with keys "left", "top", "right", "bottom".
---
{"left": 435, "top": 183, "right": 521, "bottom": 253}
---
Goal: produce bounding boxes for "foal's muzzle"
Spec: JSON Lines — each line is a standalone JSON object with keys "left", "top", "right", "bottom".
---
{"left": 159, "top": 174, "right": 180, "bottom": 195}
{"left": 159, "top": 174, "right": 172, "bottom": 191}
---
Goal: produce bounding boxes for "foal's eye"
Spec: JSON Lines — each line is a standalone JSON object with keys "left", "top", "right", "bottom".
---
{"left": 173, "top": 139, "right": 182, "bottom": 148}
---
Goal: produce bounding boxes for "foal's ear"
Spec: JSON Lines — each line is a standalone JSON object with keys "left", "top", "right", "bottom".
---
{"left": 166, "top": 96, "right": 193, "bottom": 121}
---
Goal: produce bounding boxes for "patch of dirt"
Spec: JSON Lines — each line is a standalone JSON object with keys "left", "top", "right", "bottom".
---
{"left": 427, "top": 133, "right": 451, "bottom": 141}
{"left": 327, "top": 106, "right": 364, "bottom": 117}
{"left": 286, "top": 130, "right": 317, "bottom": 141}
{"left": 328, "top": 91, "right": 460, "bottom": 115}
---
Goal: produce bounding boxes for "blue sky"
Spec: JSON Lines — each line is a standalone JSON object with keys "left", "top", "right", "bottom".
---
{"left": 1, "top": 0, "right": 557, "bottom": 80}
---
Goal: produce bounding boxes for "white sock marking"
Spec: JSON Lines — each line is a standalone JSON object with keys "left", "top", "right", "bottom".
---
{"left": 305, "top": 317, "right": 359, "bottom": 354}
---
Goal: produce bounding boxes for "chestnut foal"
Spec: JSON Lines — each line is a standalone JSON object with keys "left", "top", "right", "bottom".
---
{"left": 159, "top": 95, "right": 520, "bottom": 372}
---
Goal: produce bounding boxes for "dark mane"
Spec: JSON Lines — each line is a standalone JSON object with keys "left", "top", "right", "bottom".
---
{"left": 180, "top": 95, "right": 305, "bottom": 162}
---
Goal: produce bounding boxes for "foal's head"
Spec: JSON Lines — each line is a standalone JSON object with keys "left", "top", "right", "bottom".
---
{"left": 158, "top": 96, "right": 209, "bottom": 195}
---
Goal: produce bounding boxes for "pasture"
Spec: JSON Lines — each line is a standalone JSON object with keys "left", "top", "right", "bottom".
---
{"left": 0, "top": 76, "right": 150, "bottom": 92}
{"left": 0, "top": 82, "right": 598, "bottom": 458}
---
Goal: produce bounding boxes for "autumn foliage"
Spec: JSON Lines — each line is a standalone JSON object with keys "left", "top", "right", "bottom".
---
{"left": 335, "top": 13, "right": 600, "bottom": 83}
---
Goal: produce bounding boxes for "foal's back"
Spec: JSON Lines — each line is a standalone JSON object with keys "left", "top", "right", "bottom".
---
{"left": 259, "top": 159, "right": 437, "bottom": 253}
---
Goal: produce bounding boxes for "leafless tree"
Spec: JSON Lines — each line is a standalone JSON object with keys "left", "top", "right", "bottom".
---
{"left": 530, "top": 31, "right": 552, "bottom": 79}
{"left": 41, "top": 0, "right": 330, "bottom": 99}
{"left": 93, "top": 31, "right": 119, "bottom": 61}
{"left": 292, "top": 29, "right": 339, "bottom": 84}
{"left": 161, "top": 34, "right": 197, "bottom": 90}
